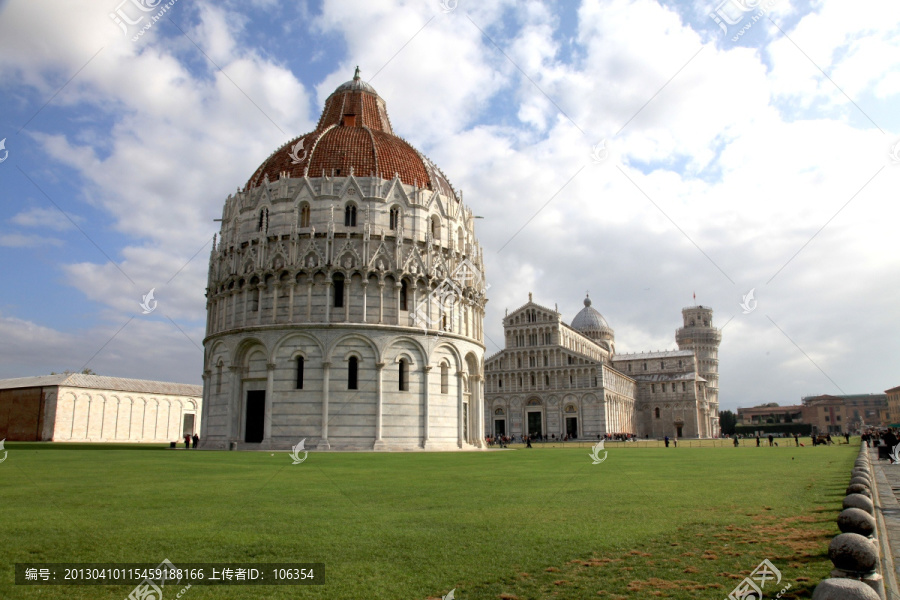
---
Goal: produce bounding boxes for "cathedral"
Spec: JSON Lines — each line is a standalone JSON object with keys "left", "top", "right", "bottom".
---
{"left": 483, "top": 295, "right": 720, "bottom": 440}
{"left": 200, "top": 69, "right": 488, "bottom": 451}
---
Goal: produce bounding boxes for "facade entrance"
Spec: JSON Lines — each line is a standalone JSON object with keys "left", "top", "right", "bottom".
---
{"left": 566, "top": 417, "right": 578, "bottom": 439}
{"left": 245, "top": 390, "right": 265, "bottom": 443}
{"left": 182, "top": 414, "right": 195, "bottom": 436}
{"left": 675, "top": 423, "right": 683, "bottom": 438}
{"left": 494, "top": 419, "right": 506, "bottom": 436}
{"left": 527, "top": 411, "right": 542, "bottom": 438}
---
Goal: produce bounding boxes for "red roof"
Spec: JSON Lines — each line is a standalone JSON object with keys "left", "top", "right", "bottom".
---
{"left": 245, "top": 70, "right": 456, "bottom": 200}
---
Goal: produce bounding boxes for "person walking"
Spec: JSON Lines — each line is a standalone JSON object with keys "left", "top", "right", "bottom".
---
{"left": 733, "top": 435, "right": 739, "bottom": 447}
{"left": 183, "top": 433, "right": 190, "bottom": 449}
{"left": 794, "top": 433, "right": 799, "bottom": 447}
{"left": 664, "top": 435, "right": 670, "bottom": 448}
{"left": 192, "top": 433, "right": 199, "bottom": 448}
{"left": 767, "top": 434, "right": 774, "bottom": 447}
{"left": 756, "top": 435, "right": 760, "bottom": 447}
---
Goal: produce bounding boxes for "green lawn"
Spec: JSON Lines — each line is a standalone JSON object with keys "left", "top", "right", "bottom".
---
{"left": 0, "top": 441, "right": 856, "bottom": 599}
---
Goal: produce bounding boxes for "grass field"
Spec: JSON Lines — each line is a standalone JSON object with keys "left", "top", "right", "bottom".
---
{"left": 0, "top": 441, "right": 857, "bottom": 599}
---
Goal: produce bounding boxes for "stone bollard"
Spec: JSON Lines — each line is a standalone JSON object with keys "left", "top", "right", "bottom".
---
{"left": 838, "top": 508, "right": 877, "bottom": 537}
{"left": 843, "top": 493, "right": 875, "bottom": 515}
{"left": 850, "top": 476, "right": 872, "bottom": 488}
{"left": 812, "top": 578, "right": 881, "bottom": 600}
{"left": 847, "top": 483, "right": 872, "bottom": 498}
{"left": 828, "top": 533, "right": 884, "bottom": 598}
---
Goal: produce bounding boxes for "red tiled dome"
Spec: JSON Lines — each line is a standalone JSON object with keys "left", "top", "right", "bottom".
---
{"left": 246, "top": 68, "right": 457, "bottom": 201}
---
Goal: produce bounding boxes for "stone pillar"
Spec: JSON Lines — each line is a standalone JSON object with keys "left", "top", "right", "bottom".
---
{"left": 263, "top": 362, "right": 275, "bottom": 444}
{"left": 306, "top": 281, "right": 313, "bottom": 322}
{"left": 374, "top": 362, "right": 385, "bottom": 450}
{"left": 200, "top": 369, "right": 211, "bottom": 443}
{"left": 361, "top": 280, "right": 368, "bottom": 323}
{"left": 422, "top": 365, "right": 432, "bottom": 449}
{"left": 378, "top": 282, "right": 384, "bottom": 324}
{"left": 344, "top": 277, "right": 350, "bottom": 322}
{"left": 457, "top": 371, "right": 465, "bottom": 448}
{"left": 229, "top": 365, "right": 242, "bottom": 443}
{"left": 325, "top": 280, "right": 332, "bottom": 322}
{"left": 318, "top": 361, "right": 331, "bottom": 450}
{"left": 242, "top": 288, "right": 249, "bottom": 326}
{"left": 288, "top": 282, "right": 296, "bottom": 324}
{"left": 256, "top": 284, "right": 265, "bottom": 326}
{"left": 229, "top": 289, "right": 238, "bottom": 329}
{"left": 474, "top": 374, "right": 485, "bottom": 447}
{"left": 271, "top": 283, "right": 281, "bottom": 324}
{"left": 395, "top": 283, "right": 402, "bottom": 325}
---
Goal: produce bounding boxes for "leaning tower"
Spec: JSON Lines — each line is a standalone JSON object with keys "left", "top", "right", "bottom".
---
{"left": 675, "top": 305, "right": 721, "bottom": 435}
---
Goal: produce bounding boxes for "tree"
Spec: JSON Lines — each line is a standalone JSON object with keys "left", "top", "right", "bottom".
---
{"left": 50, "top": 368, "right": 97, "bottom": 375}
{"left": 719, "top": 410, "right": 737, "bottom": 435}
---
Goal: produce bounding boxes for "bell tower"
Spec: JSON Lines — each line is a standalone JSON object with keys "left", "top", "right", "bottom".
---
{"left": 676, "top": 305, "right": 721, "bottom": 433}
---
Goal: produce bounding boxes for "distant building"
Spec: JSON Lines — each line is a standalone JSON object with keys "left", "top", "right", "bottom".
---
{"left": 737, "top": 404, "right": 805, "bottom": 427}
{"left": 483, "top": 295, "right": 720, "bottom": 439}
{"left": 0, "top": 374, "right": 202, "bottom": 442}
{"left": 801, "top": 393, "right": 888, "bottom": 433}
{"left": 884, "top": 386, "right": 900, "bottom": 426}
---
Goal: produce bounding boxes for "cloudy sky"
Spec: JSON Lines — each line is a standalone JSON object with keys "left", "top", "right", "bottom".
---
{"left": 0, "top": 0, "right": 897, "bottom": 412}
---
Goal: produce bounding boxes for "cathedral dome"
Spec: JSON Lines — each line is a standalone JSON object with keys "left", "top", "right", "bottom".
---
{"left": 571, "top": 295, "right": 610, "bottom": 331}
{"left": 244, "top": 67, "right": 457, "bottom": 201}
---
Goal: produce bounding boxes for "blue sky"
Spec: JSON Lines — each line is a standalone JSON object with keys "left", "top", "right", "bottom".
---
{"left": 0, "top": 0, "right": 898, "bottom": 412}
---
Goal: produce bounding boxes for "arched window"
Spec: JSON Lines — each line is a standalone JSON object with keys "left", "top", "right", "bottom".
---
{"left": 498, "top": 378, "right": 503, "bottom": 388}
{"left": 257, "top": 208, "right": 268, "bottom": 233}
{"left": 299, "top": 203, "right": 310, "bottom": 228}
{"left": 333, "top": 274, "right": 344, "bottom": 308}
{"left": 348, "top": 356, "right": 358, "bottom": 390}
{"left": 457, "top": 227, "right": 464, "bottom": 250}
{"left": 440, "top": 362, "right": 449, "bottom": 394}
{"left": 400, "top": 280, "right": 408, "bottom": 311}
{"left": 545, "top": 375, "right": 549, "bottom": 385}
{"left": 531, "top": 374, "right": 535, "bottom": 386}
{"left": 430, "top": 215, "right": 440, "bottom": 240}
{"left": 655, "top": 407, "right": 660, "bottom": 419}
{"left": 389, "top": 207, "right": 400, "bottom": 230}
{"left": 344, "top": 204, "right": 357, "bottom": 227}
{"left": 296, "top": 356, "right": 304, "bottom": 389}
{"left": 399, "top": 358, "right": 409, "bottom": 391}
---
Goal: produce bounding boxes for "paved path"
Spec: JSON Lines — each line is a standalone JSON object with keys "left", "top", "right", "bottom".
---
{"left": 870, "top": 448, "right": 900, "bottom": 598}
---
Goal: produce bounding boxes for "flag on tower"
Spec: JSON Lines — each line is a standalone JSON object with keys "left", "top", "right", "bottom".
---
{"left": 693, "top": 292, "right": 696, "bottom": 302}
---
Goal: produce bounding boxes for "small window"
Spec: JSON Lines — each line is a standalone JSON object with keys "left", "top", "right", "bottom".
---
{"left": 257, "top": 208, "right": 268, "bottom": 233}
{"left": 400, "top": 280, "right": 408, "bottom": 311}
{"left": 681, "top": 382, "right": 686, "bottom": 392}
{"left": 651, "top": 384, "right": 656, "bottom": 393}
{"left": 390, "top": 207, "right": 400, "bottom": 230}
{"left": 431, "top": 215, "right": 440, "bottom": 239}
{"left": 440, "top": 363, "right": 449, "bottom": 394}
{"left": 545, "top": 375, "right": 550, "bottom": 385}
{"left": 296, "top": 356, "right": 304, "bottom": 389}
{"left": 348, "top": 356, "right": 358, "bottom": 390}
{"left": 531, "top": 374, "right": 535, "bottom": 386}
{"left": 299, "top": 203, "right": 310, "bottom": 228}
{"left": 655, "top": 407, "right": 660, "bottom": 419}
{"left": 499, "top": 378, "right": 503, "bottom": 388}
{"left": 660, "top": 361, "right": 664, "bottom": 370}
{"left": 399, "top": 358, "right": 409, "bottom": 392}
{"left": 344, "top": 204, "right": 357, "bottom": 227}
{"left": 643, "top": 362, "right": 647, "bottom": 371}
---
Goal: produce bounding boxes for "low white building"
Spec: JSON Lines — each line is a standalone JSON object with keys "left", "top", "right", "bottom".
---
{"left": 0, "top": 374, "right": 202, "bottom": 443}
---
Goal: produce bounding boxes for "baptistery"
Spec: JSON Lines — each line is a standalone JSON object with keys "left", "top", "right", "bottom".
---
{"left": 200, "top": 69, "right": 487, "bottom": 451}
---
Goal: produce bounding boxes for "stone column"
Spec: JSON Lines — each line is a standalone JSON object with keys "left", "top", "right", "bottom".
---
{"left": 422, "top": 365, "right": 432, "bottom": 449}
{"left": 374, "top": 362, "right": 385, "bottom": 450}
{"left": 263, "top": 362, "right": 275, "bottom": 445}
{"left": 288, "top": 282, "right": 296, "bottom": 324}
{"left": 271, "top": 283, "right": 281, "bottom": 324}
{"left": 229, "top": 289, "right": 238, "bottom": 329}
{"left": 318, "top": 361, "right": 331, "bottom": 450}
{"left": 395, "top": 283, "right": 402, "bottom": 325}
{"left": 200, "top": 369, "right": 211, "bottom": 443}
{"left": 256, "top": 284, "right": 265, "bottom": 326}
{"left": 229, "top": 365, "right": 242, "bottom": 444}
{"left": 325, "top": 280, "right": 332, "bottom": 323}
{"left": 473, "top": 374, "right": 485, "bottom": 447}
{"left": 361, "top": 280, "right": 368, "bottom": 323}
{"left": 344, "top": 277, "right": 350, "bottom": 322}
{"left": 242, "top": 288, "right": 249, "bottom": 326}
{"left": 378, "top": 281, "right": 384, "bottom": 324}
{"left": 457, "top": 371, "right": 465, "bottom": 448}
{"left": 306, "top": 281, "right": 313, "bottom": 322}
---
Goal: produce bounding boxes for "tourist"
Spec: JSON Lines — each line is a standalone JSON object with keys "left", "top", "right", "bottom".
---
{"left": 733, "top": 436, "right": 739, "bottom": 447}
{"left": 673, "top": 438, "right": 677, "bottom": 448}
{"left": 526, "top": 436, "right": 532, "bottom": 449}
{"left": 794, "top": 433, "right": 799, "bottom": 447}
{"left": 664, "top": 436, "right": 670, "bottom": 448}
{"left": 845, "top": 432, "right": 850, "bottom": 444}
{"left": 184, "top": 434, "right": 190, "bottom": 449}
{"left": 756, "top": 436, "right": 760, "bottom": 447}
{"left": 192, "top": 433, "right": 199, "bottom": 448}
{"left": 767, "top": 434, "right": 774, "bottom": 447}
